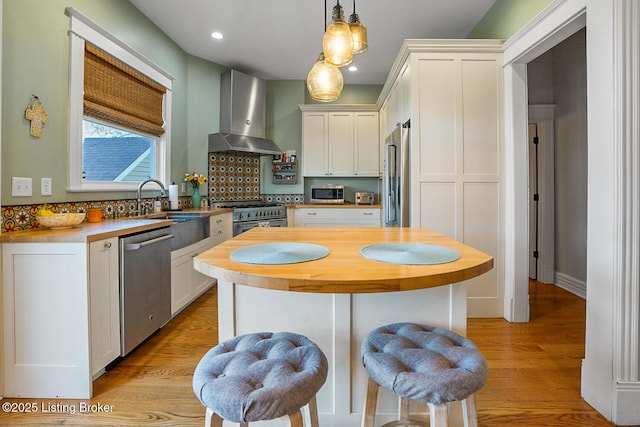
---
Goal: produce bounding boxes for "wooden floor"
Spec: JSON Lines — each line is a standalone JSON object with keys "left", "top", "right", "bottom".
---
{"left": 0, "top": 281, "right": 628, "bottom": 426}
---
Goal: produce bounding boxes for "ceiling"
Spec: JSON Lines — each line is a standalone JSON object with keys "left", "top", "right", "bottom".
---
{"left": 129, "top": 0, "right": 498, "bottom": 85}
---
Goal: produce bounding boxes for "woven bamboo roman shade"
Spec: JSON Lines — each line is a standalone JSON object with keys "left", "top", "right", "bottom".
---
{"left": 84, "top": 43, "right": 166, "bottom": 136}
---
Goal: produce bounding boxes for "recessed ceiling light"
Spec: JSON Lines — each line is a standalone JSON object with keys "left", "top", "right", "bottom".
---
{"left": 211, "top": 32, "right": 223, "bottom": 40}
{"left": 348, "top": 65, "right": 358, "bottom": 72}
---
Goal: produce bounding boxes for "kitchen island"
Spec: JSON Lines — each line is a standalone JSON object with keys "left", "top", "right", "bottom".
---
{"left": 194, "top": 227, "right": 492, "bottom": 427}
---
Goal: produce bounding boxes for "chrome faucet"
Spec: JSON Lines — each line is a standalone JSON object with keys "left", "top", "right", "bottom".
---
{"left": 136, "top": 179, "right": 168, "bottom": 216}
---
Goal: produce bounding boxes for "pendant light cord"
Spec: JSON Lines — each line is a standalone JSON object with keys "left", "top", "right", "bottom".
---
{"left": 324, "top": 0, "right": 327, "bottom": 31}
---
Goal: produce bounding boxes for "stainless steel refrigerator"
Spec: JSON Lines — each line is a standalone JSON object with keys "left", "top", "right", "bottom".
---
{"left": 383, "top": 120, "right": 410, "bottom": 227}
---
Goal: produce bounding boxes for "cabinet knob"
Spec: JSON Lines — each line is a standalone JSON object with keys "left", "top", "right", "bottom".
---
{"left": 104, "top": 242, "right": 112, "bottom": 249}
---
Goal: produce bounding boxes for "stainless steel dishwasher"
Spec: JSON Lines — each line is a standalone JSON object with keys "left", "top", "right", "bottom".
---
{"left": 119, "top": 227, "right": 173, "bottom": 356}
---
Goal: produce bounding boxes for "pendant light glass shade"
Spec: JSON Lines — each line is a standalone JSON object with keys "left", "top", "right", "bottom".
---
{"left": 323, "top": 1, "right": 353, "bottom": 67}
{"left": 307, "top": 52, "right": 344, "bottom": 102}
{"left": 349, "top": 8, "right": 367, "bottom": 54}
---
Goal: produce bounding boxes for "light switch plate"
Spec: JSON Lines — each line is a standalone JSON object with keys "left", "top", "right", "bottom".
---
{"left": 41, "top": 177, "right": 52, "bottom": 196}
{"left": 12, "top": 177, "right": 32, "bottom": 197}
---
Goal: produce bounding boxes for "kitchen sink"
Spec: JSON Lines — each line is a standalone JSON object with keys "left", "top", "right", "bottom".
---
{"left": 147, "top": 213, "right": 210, "bottom": 251}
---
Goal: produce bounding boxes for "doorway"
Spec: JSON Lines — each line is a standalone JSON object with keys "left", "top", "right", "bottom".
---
{"left": 526, "top": 29, "right": 587, "bottom": 298}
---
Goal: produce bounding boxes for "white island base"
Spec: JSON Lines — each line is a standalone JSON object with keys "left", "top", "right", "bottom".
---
{"left": 217, "top": 280, "right": 469, "bottom": 427}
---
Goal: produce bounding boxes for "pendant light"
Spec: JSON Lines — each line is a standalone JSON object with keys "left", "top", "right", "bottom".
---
{"left": 323, "top": 0, "right": 353, "bottom": 67}
{"left": 307, "top": 0, "right": 344, "bottom": 102}
{"left": 349, "top": 0, "right": 367, "bottom": 54}
{"left": 307, "top": 52, "right": 344, "bottom": 102}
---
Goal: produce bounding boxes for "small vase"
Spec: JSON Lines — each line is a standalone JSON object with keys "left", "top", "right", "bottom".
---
{"left": 191, "top": 187, "right": 201, "bottom": 208}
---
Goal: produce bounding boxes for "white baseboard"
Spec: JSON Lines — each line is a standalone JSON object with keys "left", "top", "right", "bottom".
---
{"left": 554, "top": 271, "right": 586, "bottom": 299}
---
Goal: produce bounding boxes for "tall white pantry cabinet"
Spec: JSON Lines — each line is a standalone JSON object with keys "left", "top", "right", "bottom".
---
{"left": 380, "top": 40, "right": 504, "bottom": 317}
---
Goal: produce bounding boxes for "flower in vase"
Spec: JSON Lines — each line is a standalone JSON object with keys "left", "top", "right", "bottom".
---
{"left": 185, "top": 171, "right": 207, "bottom": 189}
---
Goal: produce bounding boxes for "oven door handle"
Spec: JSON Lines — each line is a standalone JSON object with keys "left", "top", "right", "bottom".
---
{"left": 124, "top": 233, "right": 174, "bottom": 251}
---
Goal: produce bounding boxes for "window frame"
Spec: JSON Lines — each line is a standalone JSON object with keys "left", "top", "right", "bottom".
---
{"left": 66, "top": 7, "right": 174, "bottom": 192}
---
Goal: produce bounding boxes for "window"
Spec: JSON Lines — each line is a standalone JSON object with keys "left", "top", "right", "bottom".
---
{"left": 82, "top": 119, "right": 155, "bottom": 183}
{"left": 66, "top": 8, "right": 174, "bottom": 192}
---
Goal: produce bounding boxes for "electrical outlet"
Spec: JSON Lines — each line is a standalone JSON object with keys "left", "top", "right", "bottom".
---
{"left": 181, "top": 183, "right": 186, "bottom": 193}
{"left": 12, "top": 177, "right": 32, "bottom": 197}
{"left": 41, "top": 178, "right": 52, "bottom": 196}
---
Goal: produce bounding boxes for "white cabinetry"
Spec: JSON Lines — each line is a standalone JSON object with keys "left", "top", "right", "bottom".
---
{"left": 380, "top": 40, "right": 504, "bottom": 317}
{"left": 2, "top": 242, "right": 91, "bottom": 398}
{"left": 302, "top": 111, "right": 328, "bottom": 176}
{"left": 301, "top": 105, "right": 379, "bottom": 177}
{"left": 210, "top": 212, "right": 233, "bottom": 246}
{"left": 171, "top": 212, "right": 232, "bottom": 316}
{"left": 89, "top": 237, "right": 120, "bottom": 377}
{"left": 2, "top": 237, "right": 123, "bottom": 397}
{"left": 171, "top": 238, "right": 214, "bottom": 316}
{"left": 293, "top": 207, "right": 381, "bottom": 227}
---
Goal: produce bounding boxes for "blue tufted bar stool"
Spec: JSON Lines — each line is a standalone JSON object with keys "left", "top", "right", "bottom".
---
{"left": 193, "top": 331, "right": 328, "bottom": 427}
{"left": 360, "top": 323, "right": 488, "bottom": 427}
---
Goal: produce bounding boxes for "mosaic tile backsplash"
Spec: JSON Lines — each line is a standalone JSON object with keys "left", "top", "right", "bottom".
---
{"left": 1, "top": 197, "right": 190, "bottom": 233}
{"left": 207, "top": 152, "right": 303, "bottom": 204}
{"left": 1, "top": 193, "right": 302, "bottom": 233}
{"left": 1, "top": 150, "right": 303, "bottom": 233}
{"left": 207, "top": 152, "right": 261, "bottom": 201}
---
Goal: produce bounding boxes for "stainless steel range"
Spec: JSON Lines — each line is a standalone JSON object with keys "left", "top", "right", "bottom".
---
{"left": 210, "top": 200, "right": 287, "bottom": 236}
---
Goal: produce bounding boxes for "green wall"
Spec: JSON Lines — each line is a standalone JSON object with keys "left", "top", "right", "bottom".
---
{"left": 467, "top": 0, "right": 554, "bottom": 39}
{"left": 2, "top": 0, "right": 550, "bottom": 205}
{"left": 2, "top": 0, "right": 221, "bottom": 205}
{"left": 186, "top": 56, "right": 228, "bottom": 197}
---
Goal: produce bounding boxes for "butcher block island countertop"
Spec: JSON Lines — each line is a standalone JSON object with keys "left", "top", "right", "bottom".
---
{"left": 194, "top": 226, "right": 493, "bottom": 427}
{"left": 193, "top": 226, "right": 493, "bottom": 294}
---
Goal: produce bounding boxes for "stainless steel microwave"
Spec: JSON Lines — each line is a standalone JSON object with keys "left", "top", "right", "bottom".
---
{"left": 310, "top": 185, "right": 344, "bottom": 204}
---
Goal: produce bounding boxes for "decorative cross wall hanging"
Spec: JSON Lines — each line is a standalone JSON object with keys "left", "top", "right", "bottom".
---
{"left": 25, "top": 95, "right": 48, "bottom": 138}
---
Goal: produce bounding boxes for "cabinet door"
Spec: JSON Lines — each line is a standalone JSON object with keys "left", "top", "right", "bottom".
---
{"left": 379, "top": 102, "right": 388, "bottom": 174}
{"left": 328, "top": 112, "right": 354, "bottom": 176}
{"left": 387, "top": 79, "right": 401, "bottom": 132}
{"left": 2, "top": 243, "right": 91, "bottom": 398}
{"left": 302, "top": 112, "right": 329, "bottom": 176}
{"left": 354, "top": 112, "right": 379, "bottom": 176}
{"left": 211, "top": 212, "right": 233, "bottom": 246}
{"left": 90, "top": 237, "right": 121, "bottom": 376}
{"left": 171, "top": 250, "right": 194, "bottom": 315}
{"left": 171, "top": 237, "right": 217, "bottom": 316}
{"left": 294, "top": 208, "right": 381, "bottom": 227}
{"left": 191, "top": 239, "right": 215, "bottom": 296}
{"left": 400, "top": 63, "right": 412, "bottom": 124}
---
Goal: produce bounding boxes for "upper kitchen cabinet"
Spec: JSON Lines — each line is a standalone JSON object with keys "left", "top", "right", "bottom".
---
{"left": 300, "top": 105, "right": 379, "bottom": 177}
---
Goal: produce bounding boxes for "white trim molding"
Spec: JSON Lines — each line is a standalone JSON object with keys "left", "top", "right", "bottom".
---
{"left": 64, "top": 7, "right": 174, "bottom": 193}
{"left": 554, "top": 272, "right": 586, "bottom": 299}
{"left": 609, "top": 0, "right": 640, "bottom": 424}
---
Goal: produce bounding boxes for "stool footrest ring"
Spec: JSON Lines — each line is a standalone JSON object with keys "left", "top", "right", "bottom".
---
{"left": 380, "top": 421, "right": 428, "bottom": 427}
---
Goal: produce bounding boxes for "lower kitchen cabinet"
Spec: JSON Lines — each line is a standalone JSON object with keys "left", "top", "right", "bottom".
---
{"left": 171, "top": 238, "right": 214, "bottom": 316}
{"left": 89, "top": 237, "right": 120, "bottom": 377}
{"left": 293, "top": 207, "right": 381, "bottom": 227}
{"left": 210, "top": 212, "right": 232, "bottom": 245}
{"left": 2, "top": 242, "right": 92, "bottom": 398}
{"left": 171, "top": 213, "right": 231, "bottom": 316}
{"left": 2, "top": 238, "right": 122, "bottom": 398}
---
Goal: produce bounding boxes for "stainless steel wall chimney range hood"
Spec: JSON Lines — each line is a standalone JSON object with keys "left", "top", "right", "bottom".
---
{"left": 208, "top": 69, "right": 283, "bottom": 156}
